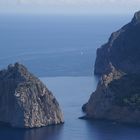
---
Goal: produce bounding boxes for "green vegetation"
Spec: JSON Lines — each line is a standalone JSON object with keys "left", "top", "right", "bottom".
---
{"left": 123, "top": 94, "right": 140, "bottom": 107}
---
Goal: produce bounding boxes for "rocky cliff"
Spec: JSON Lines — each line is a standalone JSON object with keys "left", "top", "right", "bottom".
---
{"left": 94, "top": 11, "right": 140, "bottom": 75}
{"left": 83, "top": 11, "right": 140, "bottom": 124}
{"left": 83, "top": 65, "right": 140, "bottom": 123}
{"left": 0, "top": 63, "right": 64, "bottom": 128}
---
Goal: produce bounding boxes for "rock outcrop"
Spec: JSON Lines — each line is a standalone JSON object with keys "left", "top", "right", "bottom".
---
{"left": 94, "top": 11, "right": 140, "bottom": 75}
{"left": 83, "top": 65, "right": 140, "bottom": 124}
{"left": 83, "top": 11, "right": 140, "bottom": 124}
{"left": 0, "top": 63, "right": 64, "bottom": 128}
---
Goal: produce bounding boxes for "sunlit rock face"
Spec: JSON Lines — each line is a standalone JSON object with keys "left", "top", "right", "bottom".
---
{"left": 0, "top": 63, "right": 64, "bottom": 128}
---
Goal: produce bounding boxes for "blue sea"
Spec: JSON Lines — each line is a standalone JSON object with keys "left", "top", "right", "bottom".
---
{"left": 0, "top": 14, "right": 131, "bottom": 76}
{"left": 0, "top": 14, "right": 140, "bottom": 140}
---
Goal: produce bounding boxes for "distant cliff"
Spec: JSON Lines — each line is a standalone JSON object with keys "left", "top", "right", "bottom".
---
{"left": 94, "top": 11, "right": 140, "bottom": 75}
{"left": 0, "top": 63, "right": 64, "bottom": 128}
{"left": 83, "top": 11, "right": 140, "bottom": 124}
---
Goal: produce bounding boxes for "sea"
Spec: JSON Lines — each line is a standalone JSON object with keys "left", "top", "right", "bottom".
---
{"left": 0, "top": 14, "right": 140, "bottom": 140}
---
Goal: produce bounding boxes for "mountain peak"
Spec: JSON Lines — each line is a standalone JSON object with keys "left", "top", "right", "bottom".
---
{"left": 0, "top": 63, "right": 64, "bottom": 128}
{"left": 132, "top": 10, "right": 140, "bottom": 24}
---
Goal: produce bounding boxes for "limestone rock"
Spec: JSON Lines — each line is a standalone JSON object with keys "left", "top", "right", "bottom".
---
{"left": 0, "top": 63, "right": 64, "bottom": 128}
{"left": 83, "top": 11, "right": 140, "bottom": 124}
{"left": 83, "top": 67, "right": 140, "bottom": 124}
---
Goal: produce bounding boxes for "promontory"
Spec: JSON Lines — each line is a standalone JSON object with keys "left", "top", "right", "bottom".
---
{"left": 82, "top": 11, "right": 140, "bottom": 124}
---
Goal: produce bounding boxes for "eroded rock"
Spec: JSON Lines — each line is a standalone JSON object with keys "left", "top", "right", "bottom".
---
{"left": 0, "top": 63, "right": 64, "bottom": 128}
{"left": 83, "top": 11, "right": 140, "bottom": 124}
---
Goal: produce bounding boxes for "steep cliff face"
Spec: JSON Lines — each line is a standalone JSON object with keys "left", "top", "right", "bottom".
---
{"left": 94, "top": 11, "right": 140, "bottom": 75}
{"left": 84, "top": 65, "right": 140, "bottom": 123}
{"left": 0, "top": 63, "right": 64, "bottom": 128}
{"left": 83, "top": 11, "right": 140, "bottom": 124}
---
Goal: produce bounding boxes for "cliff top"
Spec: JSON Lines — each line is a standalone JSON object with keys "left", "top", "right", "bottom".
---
{"left": 0, "top": 62, "right": 37, "bottom": 82}
{"left": 132, "top": 10, "right": 140, "bottom": 24}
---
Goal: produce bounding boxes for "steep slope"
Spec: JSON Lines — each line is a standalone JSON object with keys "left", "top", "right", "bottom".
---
{"left": 0, "top": 63, "right": 64, "bottom": 128}
{"left": 94, "top": 11, "right": 140, "bottom": 75}
{"left": 83, "top": 65, "right": 140, "bottom": 123}
{"left": 83, "top": 11, "right": 140, "bottom": 124}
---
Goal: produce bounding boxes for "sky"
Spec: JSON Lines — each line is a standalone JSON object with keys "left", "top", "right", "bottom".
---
{"left": 0, "top": 0, "right": 140, "bottom": 15}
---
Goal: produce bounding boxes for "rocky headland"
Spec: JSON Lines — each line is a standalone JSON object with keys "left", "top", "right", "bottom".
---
{"left": 83, "top": 11, "right": 140, "bottom": 124}
{"left": 0, "top": 63, "right": 64, "bottom": 128}
{"left": 94, "top": 11, "right": 140, "bottom": 75}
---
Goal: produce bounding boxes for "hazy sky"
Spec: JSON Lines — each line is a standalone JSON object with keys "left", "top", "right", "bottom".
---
{"left": 0, "top": 0, "right": 140, "bottom": 15}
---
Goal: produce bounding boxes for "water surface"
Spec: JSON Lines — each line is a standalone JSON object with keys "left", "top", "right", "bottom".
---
{"left": 0, "top": 15, "right": 131, "bottom": 76}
